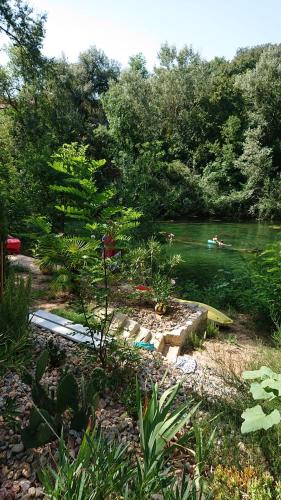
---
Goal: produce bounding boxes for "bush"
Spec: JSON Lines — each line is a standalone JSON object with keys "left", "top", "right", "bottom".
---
{"left": 0, "top": 272, "right": 31, "bottom": 373}
{"left": 123, "top": 237, "right": 181, "bottom": 288}
{"left": 253, "top": 242, "right": 281, "bottom": 327}
{"left": 183, "top": 332, "right": 205, "bottom": 352}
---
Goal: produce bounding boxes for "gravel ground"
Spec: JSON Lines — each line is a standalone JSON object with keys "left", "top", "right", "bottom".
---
{"left": 0, "top": 325, "right": 235, "bottom": 498}
{"left": 129, "top": 302, "right": 198, "bottom": 336}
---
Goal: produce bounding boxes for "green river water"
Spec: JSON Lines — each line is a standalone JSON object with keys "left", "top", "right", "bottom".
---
{"left": 160, "top": 222, "right": 280, "bottom": 289}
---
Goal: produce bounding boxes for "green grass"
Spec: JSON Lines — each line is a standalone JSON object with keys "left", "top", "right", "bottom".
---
{"left": 50, "top": 306, "right": 86, "bottom": 325}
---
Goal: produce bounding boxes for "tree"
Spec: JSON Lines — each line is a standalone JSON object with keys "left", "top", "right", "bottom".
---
{"left": 0, "top": 0, "right": 46, "bottom": 57}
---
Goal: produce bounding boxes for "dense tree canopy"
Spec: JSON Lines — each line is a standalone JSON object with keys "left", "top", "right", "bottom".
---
{"left": 0, "top": 0, "right": 281, "bottom": 229}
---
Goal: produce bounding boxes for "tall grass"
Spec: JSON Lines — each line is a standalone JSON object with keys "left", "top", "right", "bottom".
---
{"left": 0, "top": 272, "right": 32, "bottom": 373}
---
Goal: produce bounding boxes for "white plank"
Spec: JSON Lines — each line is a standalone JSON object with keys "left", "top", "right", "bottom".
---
{"left": 30, "top": 313, "right": 111, "bottom": 347}
{"left": 33, "top": 310, "right": 100, "bottom": 339}
{"left": 30, "top": 315, "right": 97, "bottom": 346}
{"left": 33, "top": 309, "right": 74, "bottom": 327}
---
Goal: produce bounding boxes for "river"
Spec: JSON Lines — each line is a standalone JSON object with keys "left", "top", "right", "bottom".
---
{"left": 160, "top": 221, "right": 280, "bottom": 290}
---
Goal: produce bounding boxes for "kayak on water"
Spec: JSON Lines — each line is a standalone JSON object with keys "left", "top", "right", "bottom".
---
{"left": 207, "top": 239, "right": 232, "bottom": 247}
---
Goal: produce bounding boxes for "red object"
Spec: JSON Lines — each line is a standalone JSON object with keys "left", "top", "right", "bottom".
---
{"left": 6, "top": 235, "right": 21, "bottom": 255}
{"left": 135, "top": 285, "right": 151, "bottom": 292}
{"left": 102, "top": 234, "right": 117, "bottom": 258}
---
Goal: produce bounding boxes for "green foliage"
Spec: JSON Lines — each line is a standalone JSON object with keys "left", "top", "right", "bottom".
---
{"left": 21, "top": 350, "right": 99, "bottom": 448}
{"left": 183, "top": 332, "right": 205, "bottom": 352}
{"left": 272, "top": 327, "right": 281, "bottom": 349}
{"left": 39, "top": 426, "right": 132, "bottom": 499}
{"left": 0, "top": 272, "right": 31, "bottom": 373}
{"left": 136, "top": 381, "right": 199, "bottom": 475}
{"left": 241, "top": 366, "right": 281, "bottom": 434}
{"left": 124, "top": 237, "right": 181, "bottom": 287}
{"left": 40, "top": 381, "right": 210, "bottom": 498}
{"left": 151, "top": 272, "right": 174, "bottom": 306}
{"left": 0, "top": 0, "right": 46, "bottom": 59}
{"left": 253, "top": 241, "right": 281, "bottom": 326}
{"left": 46, "top": 339, "right": 66, "bottom": 368}
{"left": 205, "top": 321, "right": 220, "bottom": 339}
{"left": 29, "top": 143, "right": 140, "bottom": 367}
{"left": 2, "top": 396, "right": 21, "bottom": 431}
{"left": 1, "top": 37, "right": 281, "bottom": 224}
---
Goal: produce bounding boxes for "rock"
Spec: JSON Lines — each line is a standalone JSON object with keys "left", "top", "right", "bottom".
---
{"left": 11, "top": 443, "right": 24, "bottom": 454}
{"left": 11, "top": 483, "right": 21, "bottom": 494}
{"left": 19, "top": 480, "right": 31, "bottom": 493}
{"left": 28, "top": 487, "right": 36, "bottom": 497}
{"left": 14, "top": 469, "right": 23, "bottom": 480}
{"left": 22, "top": 462, "right": 32, "bottom": 478}
{"left": 39, "top": 455, "right": 47, "bottom": 467}
{"left": 98, "top": 398, "right": 106, "bottom": 409}
{"left": 35, "top": 487, "right": 44, "bottom": 497}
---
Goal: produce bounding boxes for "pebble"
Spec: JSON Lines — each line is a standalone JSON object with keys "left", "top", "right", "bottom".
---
{"left": 22, "top": 463, "right": 31, "bottom": 478}
{"left": 19, "top": 480, "right": 31, "bottom": 493}
{"left": 0, "top": 321, "right": 236, "bottom": 495}
{"left": 11, "top": 443, "right": 24, "bottom": 454}
{"left": 28, "top": 486, "right": 36, "bottom": 497}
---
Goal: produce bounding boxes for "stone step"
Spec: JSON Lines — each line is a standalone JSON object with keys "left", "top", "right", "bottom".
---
{"left": 122, "top": 318, "right": 140, "bottom": 339}
{"left": 134, "top": 326, "right": 151, "bottom": 343}
{"left": 150, "top": 332, "right": 165, "bottom": 353}
{"left": 163, "top": 345, "right": 181, "bottom": 363}
{"left": 109, "top": 312, "right": 128, "bottom": 334}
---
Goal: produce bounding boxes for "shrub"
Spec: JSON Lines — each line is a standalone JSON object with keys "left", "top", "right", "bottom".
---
{"left": 123, "top": 237, "right": 181, "bottom": 287}
{"left": 183, "top": 331, "right": 205, "bottom": 352}
{"left": 151, "top": 272, "right": 174, "bottom": 307}
{"left": 0, "top": 272, "right": 31, "bottom": 373}
{"left": 253, "top": 241, "right": 281, "bottom": 326}
{"left": 205, "top": 321, "right": 220, "bottom": 339}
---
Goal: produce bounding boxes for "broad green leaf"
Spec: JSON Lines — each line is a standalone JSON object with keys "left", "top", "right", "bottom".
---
{"left": 241, "top": 405, "right": 281, "bottom": 433}
{"left": 250, "top": 382, "right": 275, "bottom": 400}
{"left": 242, "top": 366, "right": 275, "bottom": 380}
{"left": 261, "top": 378, "right": 281, "bottom": 395}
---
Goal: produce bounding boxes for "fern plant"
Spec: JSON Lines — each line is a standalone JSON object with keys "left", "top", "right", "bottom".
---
{"left": 28, "top": 144, "right": 141, "bottom": 368}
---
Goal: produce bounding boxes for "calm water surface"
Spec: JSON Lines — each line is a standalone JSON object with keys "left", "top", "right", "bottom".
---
{"left": 160, "top": 222, "right": 280, "bottom": 287}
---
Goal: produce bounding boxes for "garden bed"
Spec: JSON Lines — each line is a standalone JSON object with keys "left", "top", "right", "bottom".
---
{"left": 0, "top": 322, "right": 234, "bottom": 498}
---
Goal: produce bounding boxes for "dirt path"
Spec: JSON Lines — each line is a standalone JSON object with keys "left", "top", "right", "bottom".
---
{"left": 8, "top": 254, "right": 69, "bottom": 310}
{"left": 193, "top": 313, "right": 270, "bottom": 377}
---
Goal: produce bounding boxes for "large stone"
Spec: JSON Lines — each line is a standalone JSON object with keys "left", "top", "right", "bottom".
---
{"left": 134, "top": 326, "right": 151, "bottom": 342}
{"left": 164, "top": 345, "right": 181, "bottom": 363}
{"left": 122, "top": 318, "right": 140, "bottom": 339}
{"left": 109, "top": 312, "right": 128, "bottom": 334}
{"left": 164, "top": 326, "right": 187, "bottom": 346}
